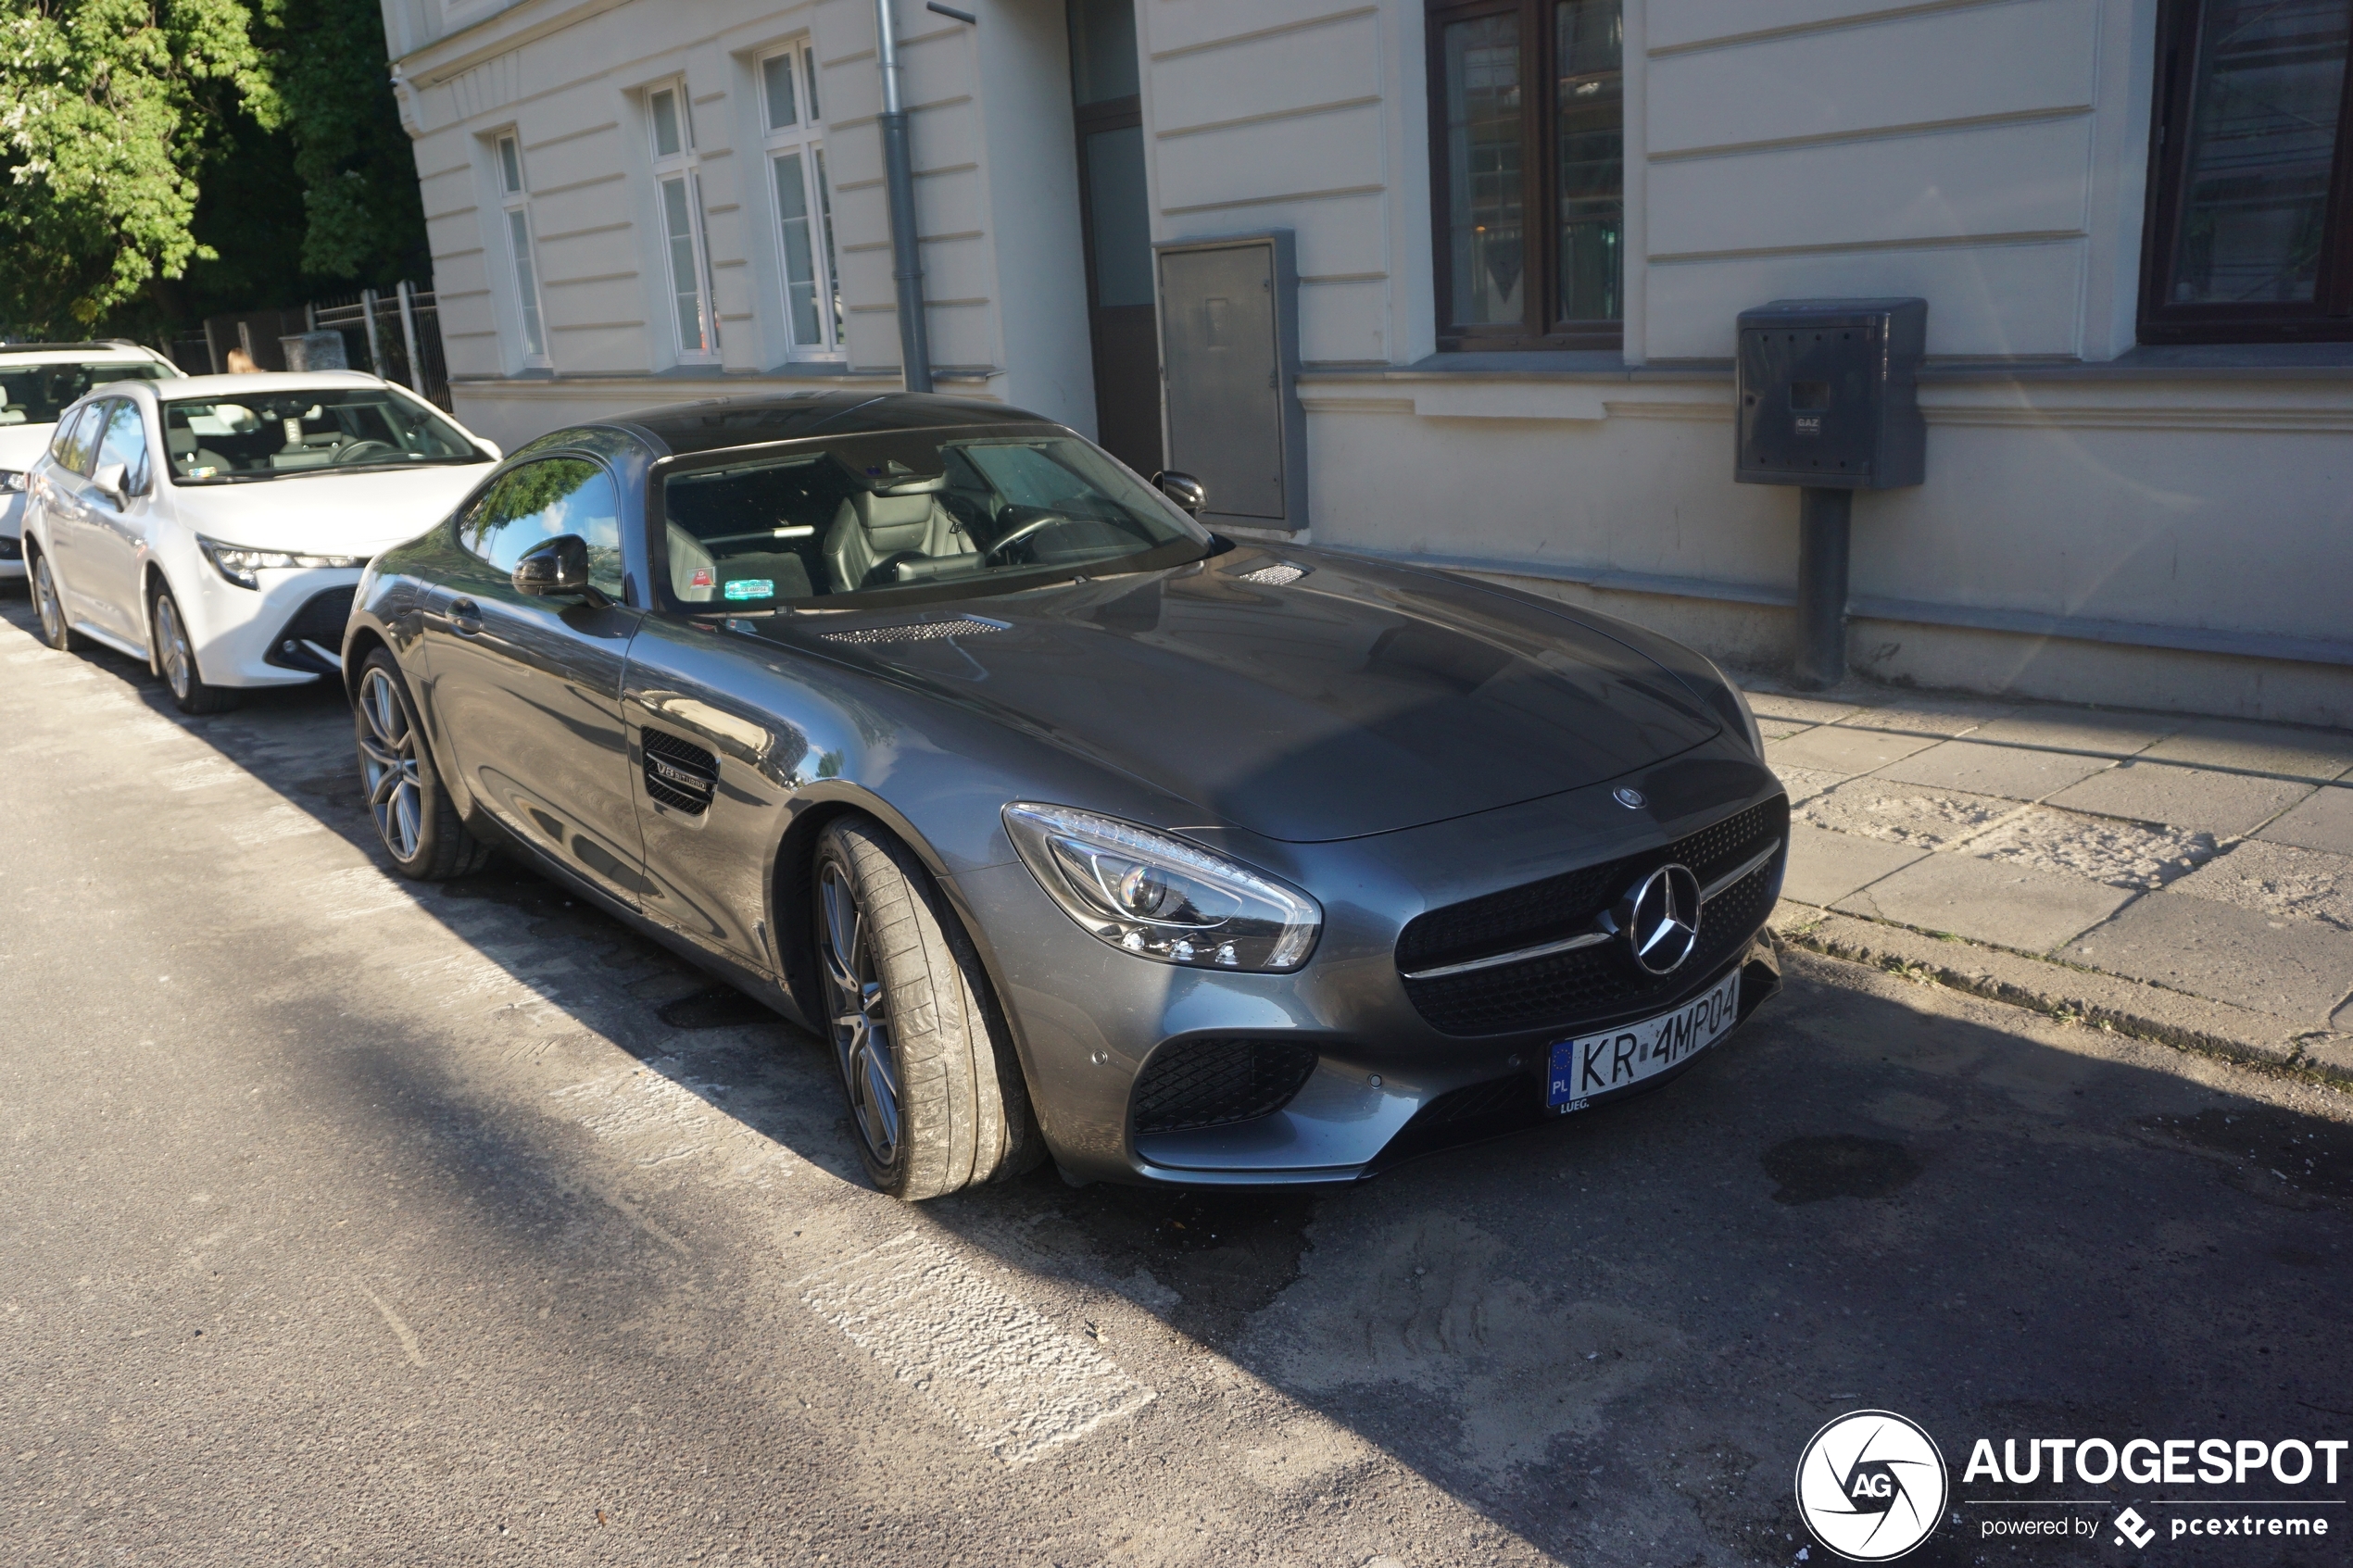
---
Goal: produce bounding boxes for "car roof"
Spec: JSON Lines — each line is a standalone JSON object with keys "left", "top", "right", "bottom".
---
{"left": 598, "top": 390, "right": 1059, "bottom": 458}
{"left": 0, "top": 344, "right": 175, "bottom": 367}
{"left": 144, "top": 370, "right": 396, "bottom": 399}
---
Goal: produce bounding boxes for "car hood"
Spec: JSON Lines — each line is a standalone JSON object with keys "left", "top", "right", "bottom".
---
{"left": 777, "top": 548, "right": 1724, "bottom": 843}
{"left": 166, "top": 463, "right": 490, "bottom": 554}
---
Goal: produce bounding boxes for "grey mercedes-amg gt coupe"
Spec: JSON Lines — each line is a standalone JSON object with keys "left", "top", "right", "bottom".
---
{"left": 344, "top": 391, "right": 1787, "bottom": 1199}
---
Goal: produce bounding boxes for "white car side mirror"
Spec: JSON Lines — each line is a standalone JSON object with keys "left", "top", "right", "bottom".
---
{"left": 91, "top": 460, "right": 130, "bottom": 508}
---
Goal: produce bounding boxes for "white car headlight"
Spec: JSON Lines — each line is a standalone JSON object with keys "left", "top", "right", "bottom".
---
{"left": 1003, "top": 802, "right": 1321, "bottom": 972}
{"left": 197, "top": 535, "right": 367, "bottom": 589}
{"left": 0, "top": 470, "right": 25, "bottom": 494}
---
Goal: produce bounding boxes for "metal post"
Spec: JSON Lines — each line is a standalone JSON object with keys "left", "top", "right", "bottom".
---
{"left": 1793, "top": 486, "right": 1853, "bottom": 691}
{"left": 360, "top": 287, "right": 385, "bottom": 379}
{"left": 875, "top": 0, "right": 933, "bottom": 393}
{"left": 395, "top": 281, "right": 426, "bottom": 395}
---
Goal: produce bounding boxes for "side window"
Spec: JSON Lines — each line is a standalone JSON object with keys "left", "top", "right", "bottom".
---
{"left": 54, "top": 402, "right": 105, "bottom": 473}
{"left": 94, "top": 402, "right": 151, "bottom": 495}
{"left": 457, "top": 458, "right": 624, "bottom": 596}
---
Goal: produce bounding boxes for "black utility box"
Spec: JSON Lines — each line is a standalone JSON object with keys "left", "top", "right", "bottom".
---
{"left": 1735, "top": 297, "right": 1926, "bottom": 489}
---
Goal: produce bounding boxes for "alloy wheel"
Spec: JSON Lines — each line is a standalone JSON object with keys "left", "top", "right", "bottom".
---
{"left": 155, "top": 594, "right": 195, "bottom": 701}
{"left": 358, "top": 668, "right": 424, "bottom": 861}
{"left": 32, "top": 557, "right": 63, "bottom": 645}
{"left": 820, "top": 862, "right": 901, "bottom": 1167}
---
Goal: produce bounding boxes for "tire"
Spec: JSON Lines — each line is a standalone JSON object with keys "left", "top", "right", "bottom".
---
{"left": 150, "top": 583, "right": 240, "bottom": 715}
{"left": 30, "top": 549, "right": 81, "bottom": 652}
{"left": 354, "top": 647, "right": 492, "bottom": 881}
{"left": 814, "top": 816, "right": 1040, "bottom": 1200}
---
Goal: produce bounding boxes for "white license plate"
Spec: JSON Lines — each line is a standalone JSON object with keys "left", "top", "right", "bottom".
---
{"left": 1546, "top": 968, "right": 1742, "bottom": 1111}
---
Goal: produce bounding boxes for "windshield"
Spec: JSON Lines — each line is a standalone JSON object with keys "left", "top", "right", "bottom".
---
{"left": 161, "top": 388, "right": 486, "bottom": 484}
{"left": 660, "top": 426, "right": 1207, "bottom": 609}
{"left": 0, "top": 360, "right": 176, "bottom": 428}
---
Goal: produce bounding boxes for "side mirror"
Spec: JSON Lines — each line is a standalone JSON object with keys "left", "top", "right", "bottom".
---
{"left": 512, "top": 533, "right": 605, "bottom": 603}
{"left": 1151, "top": 470, "right": 1206, "bottom": 518}
{"left": 91, "top": 460, "right": 129, "bottom": 508}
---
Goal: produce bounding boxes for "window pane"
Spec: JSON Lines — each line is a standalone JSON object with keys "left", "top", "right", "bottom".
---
{"left": 1443, "top": 15, "right": 1524, "bottom": 327}
{"left": 774, "top": 152, "right": 822, "bottom": 345}
{"left": 815, "top": 149, "right": 844, "bottom": 343}
{"left": 762, "top": 54, "right": 799, "bottom": 130}
{"left": 497, "top": 136, "right": 522, "bottom": 194}
{"left": 1084, "top": 125, "right": 1154, "bottom": 307}
{"left": 2168, "top": 0, "right": 2349, "bottom": 305}
{"left": 650, "top": 89, "right": 682, "bottom": 158}
{"left": 1556, "top": 0, "right": 1624, "bottom": 323}
{"left": 461, "top": 458, "right": 623, "bottom": 594}
{"left": 95, "top": 400, "right": 147, "bottom": 492}
{"left": 661, "top": 176, "right": 709, "bottom": 354}
{"left": 508, "top": 208, "right": 546, "bottom": 358}
{"left": 803, "top": 48, "right": 822, "bottom": 121}
{"left": 1069, "top": 0, "right": 1140, "bottom": 106}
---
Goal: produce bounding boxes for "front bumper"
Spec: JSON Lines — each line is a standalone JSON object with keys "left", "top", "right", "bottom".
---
{"left": 177, "top": 561, "right": 364, "bottom": 688}
{"left": 949, "top": 749, "right": 1788, "bottom": 1187}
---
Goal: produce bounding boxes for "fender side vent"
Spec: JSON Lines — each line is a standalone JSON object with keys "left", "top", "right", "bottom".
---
{"left": 642, "top": 729, "right": 718, "bottom": 814}
{"left": 1132, "top": 1037, "right": 1320, "bottom": 1135}
{"left": 820, "top": 615, "right": 1008, "bottom": 646}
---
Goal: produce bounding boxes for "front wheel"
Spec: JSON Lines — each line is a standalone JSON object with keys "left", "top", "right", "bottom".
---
{"left": 355, "top": 648, "right": 491, "bottom": 880}
{"left": 814, "top": 816, "right": 1038, "bottom": 1200}
{"left": 151, "top": 584, "right": 239, "bottom": 715}
{"left": 31, "top": 551, "right": 80, "bottom": 652}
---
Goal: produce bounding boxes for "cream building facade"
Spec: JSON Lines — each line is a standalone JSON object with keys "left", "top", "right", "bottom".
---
{"left": 380, "top": 0, "right": 2353, "bottom": 724}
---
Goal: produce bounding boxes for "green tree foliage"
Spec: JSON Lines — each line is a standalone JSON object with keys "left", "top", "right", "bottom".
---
{"left": 262, "top": 0, "right": 427, "bottom": 282}
{"left": 0, "top": 0, "right": 280, "bottom": 332}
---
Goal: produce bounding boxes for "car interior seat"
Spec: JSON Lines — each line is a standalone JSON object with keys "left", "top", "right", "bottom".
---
{"left": 823, "top": 478, "right": 972, "bottom": 591}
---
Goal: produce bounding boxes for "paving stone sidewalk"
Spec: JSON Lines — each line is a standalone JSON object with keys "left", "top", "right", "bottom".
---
{"left": 1745, "top": 678, "right": 2353, "bottom": 1081}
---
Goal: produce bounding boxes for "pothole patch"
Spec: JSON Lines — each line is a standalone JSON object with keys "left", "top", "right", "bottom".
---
{"left": 1971, "top": 805, "right": 2216, "bottom": 889}
{"left": 2169, "top": 840, "right": 2353, "bottom": 931}
{"left": 1795, "top": 778, "right": 2018, "bottom": 848}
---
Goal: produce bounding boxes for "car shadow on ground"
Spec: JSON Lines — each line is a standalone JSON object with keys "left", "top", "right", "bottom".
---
{"left": 8, "top": 587, "right": 2352, "bottom": 1566}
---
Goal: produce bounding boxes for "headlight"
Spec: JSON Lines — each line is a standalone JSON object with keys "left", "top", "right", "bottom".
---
{"left": 0, "top": 470, "right": 25, "bottom": 494}
{"left": 197, "top": 535, "right": 367, "bottom": 589}
{"left": 1002, "top": 802, "right": 1321, "bottom": 972}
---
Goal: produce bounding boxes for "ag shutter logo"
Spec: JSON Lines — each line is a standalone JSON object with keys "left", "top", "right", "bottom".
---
{"left": 1795, "top": 1411, "right": 1949, "bottom": 1562}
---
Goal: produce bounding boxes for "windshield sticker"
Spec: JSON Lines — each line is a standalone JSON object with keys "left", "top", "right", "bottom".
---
{"left": 723, "top": 579, "right": 774, "bottom": 600}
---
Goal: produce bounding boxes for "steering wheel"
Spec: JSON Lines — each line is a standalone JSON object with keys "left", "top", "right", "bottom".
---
{"left": 331, "top": 439, "right": 398, "bottom": 466}
{"left": 980, "top": 508, "right": 1074, "bottom": 565}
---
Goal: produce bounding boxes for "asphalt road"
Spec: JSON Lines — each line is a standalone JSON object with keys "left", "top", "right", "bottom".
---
{"left": 4, "top": 591, "right": 2349, "bottom": 1568}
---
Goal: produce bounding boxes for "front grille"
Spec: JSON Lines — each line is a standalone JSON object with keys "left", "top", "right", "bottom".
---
{"left": 641, "top": 729, "right": 718, "bottom": 814}
{"left": 1131, "top": 1037, "right": 1319, "bottom": 1135}
{"left": 1398, "top": 797, "right": 1785, "bottom": 976}
{"left": 1398, "top": 798, "right": 1786, "bottom": 1037}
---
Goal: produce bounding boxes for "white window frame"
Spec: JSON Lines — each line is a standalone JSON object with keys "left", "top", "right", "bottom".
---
{"left": 494, "top": 131, "right": 550, "bottom": 368}
{"left": 756, "top": 41, "right": 846, "bottom": 361}
{"left": 646, "top": 81, "right": 722, "bottom": 364}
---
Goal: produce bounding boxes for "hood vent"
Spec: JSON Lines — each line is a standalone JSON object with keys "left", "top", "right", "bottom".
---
{"left": 819, "top": 615, "right": 1009, "bottom": 646}
{"left": 1237, "top": 562, "right": 1307, "bottom": 587}
{"left": 642, "top": 729, "right": 718, "bottom": 814}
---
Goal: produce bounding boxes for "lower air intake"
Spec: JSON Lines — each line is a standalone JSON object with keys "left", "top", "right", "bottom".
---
{"left": 1131, "top": 1037, "right": 1319, "bottom": 1135}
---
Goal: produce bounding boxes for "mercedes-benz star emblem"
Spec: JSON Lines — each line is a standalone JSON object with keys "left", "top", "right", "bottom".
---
{"left": 1614, "top": 786, "right": 1646, "bottom": 809}
{"left": 1617, "top": 863, "right": 1702, "bottom": 975}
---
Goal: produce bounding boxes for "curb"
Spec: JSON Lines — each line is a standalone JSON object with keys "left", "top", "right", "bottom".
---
{"left": 1768, "top": 901, "right": 2352, "bottom": 1087}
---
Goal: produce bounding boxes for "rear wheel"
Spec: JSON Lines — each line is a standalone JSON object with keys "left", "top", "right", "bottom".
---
{"left": 150, "top": 584, "right": 239, "bottom": 715}
{"left": 814, "top": 816, "right": 1038, "bottom": 1200}
{"left": 355, "top": 647, "right": 491, "bottom": 880}
{"left": 31, "top": 550, "right": 79, "bottom": 652}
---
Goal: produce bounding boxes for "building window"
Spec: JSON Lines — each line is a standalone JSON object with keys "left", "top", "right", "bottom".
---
{"left": 1426, "top": 0, "right": 1624, "bottom": 352}
{"left": 2142, "top": 0, "right": 2353, "bottom": 343}
{"left": 759, "top": 42, "right": 845, "bottom": 358}
{"left": 495, "top": 132, "right": 549, "bottom": 365}
{"left": 647, "top": 82, "right": 721, "bottom": 361}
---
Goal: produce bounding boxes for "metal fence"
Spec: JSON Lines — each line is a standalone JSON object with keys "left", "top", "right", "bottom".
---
{"left": 163, "top": 283, "right": 451, "bottom": 411}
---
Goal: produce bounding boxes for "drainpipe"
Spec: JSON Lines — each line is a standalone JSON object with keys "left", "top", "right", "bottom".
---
{"left": 875, "top": 0, "right": 933, "bottom": 393}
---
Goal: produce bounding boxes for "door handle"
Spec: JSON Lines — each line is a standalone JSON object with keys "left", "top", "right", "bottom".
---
{"left": 449, "top": 596, "right": 483, "bottom": 633}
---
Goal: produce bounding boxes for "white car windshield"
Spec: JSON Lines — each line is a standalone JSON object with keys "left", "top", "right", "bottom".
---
{"left": 0, "top": 360, "right": 176, "bottom": 428}
{"left": 660, "top": 426, "right": 1208, "bottom": 610}
{"left": 163, "top": 389, "right": 488, "bottom": 484}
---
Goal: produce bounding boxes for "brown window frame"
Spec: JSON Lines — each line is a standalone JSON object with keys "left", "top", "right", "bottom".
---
{"left": 2139, "top": 0, "right": 2353, "bottom": 344}
{"left": 1426, "top": 0, "right": 1625, "bottom": 354}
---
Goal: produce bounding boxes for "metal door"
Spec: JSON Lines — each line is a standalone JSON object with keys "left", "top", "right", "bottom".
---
{"left": 80, "top": 399, "right": 156, "bottom": 641}
{"left": 422, "top": 457, "right": 649, "bottom": 907}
